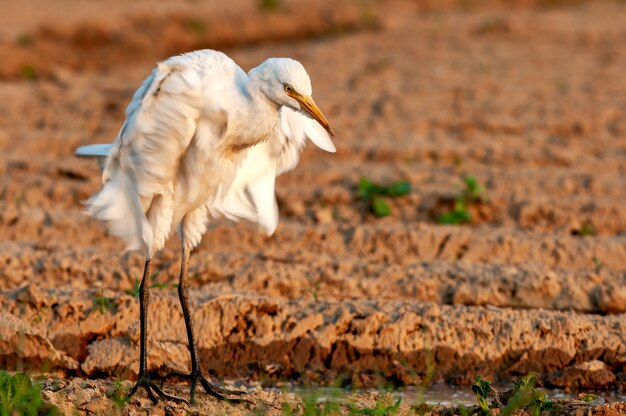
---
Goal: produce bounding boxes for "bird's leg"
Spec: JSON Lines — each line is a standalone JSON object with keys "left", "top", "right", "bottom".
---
{"left": 161, "top": 247, "right": 250, "bottom": 405}
{"left": 127, "top": 258, "right": 188, "bottom": 405}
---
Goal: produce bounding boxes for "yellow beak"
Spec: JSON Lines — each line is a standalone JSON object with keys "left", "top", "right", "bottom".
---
{"left": 290, "top": 93, "right": 334, "bottom": 137}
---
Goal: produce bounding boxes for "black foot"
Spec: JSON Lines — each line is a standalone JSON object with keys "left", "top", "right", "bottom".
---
{"left": 128, "top": 373, "right": 189, "bottom": 405}
{"left": 161, "top": 370, "right": 251, "bottom": 405}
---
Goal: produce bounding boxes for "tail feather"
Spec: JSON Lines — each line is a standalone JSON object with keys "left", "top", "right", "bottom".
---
{"left": 74, "top": 144, "right": 113, "bottom": 158}
{"left": 75, "top": 144, "right": 113, "bottom": 172}
{"left": 85, "top": 167, "right": 153, "bottom": 256}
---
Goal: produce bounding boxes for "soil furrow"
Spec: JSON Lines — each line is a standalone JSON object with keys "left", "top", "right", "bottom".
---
{"left": 2, "top": 244, "right": 625, "bottom": 313}
{"left": 2, "top": 287, "right": 626, "bottom": 391}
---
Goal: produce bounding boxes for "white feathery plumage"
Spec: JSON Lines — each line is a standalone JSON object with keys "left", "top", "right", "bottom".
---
{"left": 76, "top": 49, "right": 335, "bottom": 404}
{"left": 78, "top": 49, "right": 335, "bottom": 257}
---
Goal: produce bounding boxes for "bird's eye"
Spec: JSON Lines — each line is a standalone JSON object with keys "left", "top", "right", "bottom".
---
{"left": 284, "top": 84, "right": 294, "bottom": 93}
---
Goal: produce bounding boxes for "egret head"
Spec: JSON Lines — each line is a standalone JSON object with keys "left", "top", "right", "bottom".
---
{"left": 252, "top": 58, "right": 334, "bottom": 136}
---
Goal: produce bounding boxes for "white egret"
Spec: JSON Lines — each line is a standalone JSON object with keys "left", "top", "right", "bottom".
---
{"left": 76, "top": 49, "right": 335, "bottom": 404}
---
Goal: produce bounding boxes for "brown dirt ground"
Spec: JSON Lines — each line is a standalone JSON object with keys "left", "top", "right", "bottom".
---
{"left": 2, "top": 0, "right": 626, "bottom": 414}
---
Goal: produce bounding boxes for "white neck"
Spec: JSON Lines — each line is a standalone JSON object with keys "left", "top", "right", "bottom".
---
{"left": 223, "top": 76, "right": 280, "bottom": 154}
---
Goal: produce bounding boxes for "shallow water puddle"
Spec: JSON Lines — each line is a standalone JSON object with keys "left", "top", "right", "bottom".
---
{"left": 283, "top": 384, "right": 626, "bottom": 407}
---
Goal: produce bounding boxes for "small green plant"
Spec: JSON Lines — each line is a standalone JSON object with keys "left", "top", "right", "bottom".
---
{"left": 410, "top": 402, "right": 432, "bottom": 415}
{"left": 579, "top": 393, "right": 597, "bottom": 402}
{"left": 359, "top": 7, "right": 379, "bottom": 29}
{"left": 150, "top": 282, "right": 170, "bottom": 289}
{"left": 93, "top": 294, "right": 116, "bottom": 314}
{"left": 30, "top": 313, "right": 42, "bottom": 325}
{"left": 126, "top": 270, "right": 169, "bottom": 297}
{"left": 126, "top": 277, "right": 140, "bottom": 297}
{"left": 463, "top": 175, "right": 486, "bottom": 200}
{"left": 357, "top": 178, "right": 411, "bottom": 217}
{"left": 592, "top": 256, "right": 604, "bottom": 272}
{"left": 0, "top": 371, "right": 43, "bottom": 416}
{"left": 15, "top": 33, "right": 32, "bottom": 47}
{"left": 319, "top": 400, "right": 342, "bottom": 415}
{"left": 308, "top": 280, "right": 321, "bottom": 301}
{"left": 106, "top": 378, "right": 127, "bottom": 407}
{"left": 348, "top": 396, "right": 401, "bottom": 415}
{"left": 20, "top": 64, "right": 38, "bottom": 80}
{"left": 573, "top": 223, "right": 595, "bottom": 237}
{"left": 259, "top": 0, "right": 281, "bottom": 11}
{"left": 282, "top": 392, "right": 400, "bottom": 416}
{"left": 458, "top": 405, "right": 473, "bottom": 416}
{"left": 282, "top": 392, "right": 342, "bottom": 416}
{"left": 282, "top": 401, "right": 296, "bottom": 415}
{"left": 438, "top": 175, "right": 486, "bottom": 225}
{"left": 471, "top": 376, "right": 492, "bottom": 414}
{"left": 437, "top": 200, "right": 472, "bottom": 225}
{"left": 502, "top": 373, "right": 553, "bottom": 416}
{"left": 371, "top": 198, "right": 390, "bottom": 217}
{"left": 302, "top": 394, "right": 320, "bottom": 416}
{"left": 183, "top": 18, "right": 207, "bottom": 35}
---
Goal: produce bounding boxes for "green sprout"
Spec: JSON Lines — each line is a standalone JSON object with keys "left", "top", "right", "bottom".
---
{"left": 471, "top": 376, "right": 492, "bottom": 414}
{"left": 282, "top": 391, "right": 342, "bottom": 416}
{"left": 259, "top": 0, "right": 282, "bottom": 11}
{"left": 126, "top": 270, "right": 168, "bottom": 297}
{"left": 580, "top": 393, "right": 597, "bottom": 402}
{"left": 149, "top": 282, "right": 170, "bottom": 289}
{"left": 573, "top": 223, "right": 595, "bottom": 237}
{"left": 348, "top": 396, "right": 401, "bottom": 416}
{"left": 410, "top": 402, "right": 432, "bottom": 415}
{"left": 502, "top": 373, "right": 553, "bottom": 416}
{"left": 15, "top": 33, "right": 32, "bottom": 47}
{"left": 371, "top": 198, "right": 390, "bottom": 217}
{"left": 469, "top": 373, "right": 556, "bottom": 416}
{"left": 126, "top": 277, "right": 140, "bottom": 297}
{"left": 282, "top": 392, "right": 400, "bottom": 416}
{"left": 438, "top": 175, "right": 486, "bottom": 225}
{"left": 93, "top": 295, "right": 116, "bottom": 314}
{"left": 19, "top": 65, "right": 38, "bottom": 80}
{"left": 308, "top": 280, "right": 321, "bottom": 301}
{"left": 592, "top": 256, "right": 604, "bottom": 272}
{"left": 0, "top": 371, "right": 52, "bottom": 416}
{"left": 183, "top": 18, "right": 207, "bottom": 35}
{"left": 302, "top": 394, "right": 320, "bottom": 416}
{"left": 357, "top": 178, "right": 411, "bottom": 217}
{"left": 106, "top": 378, "right": 127, "bottom": 408}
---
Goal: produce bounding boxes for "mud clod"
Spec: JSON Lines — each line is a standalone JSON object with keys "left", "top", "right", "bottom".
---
{"left": 546, "top": 360, "right": 618, "bottom": 390}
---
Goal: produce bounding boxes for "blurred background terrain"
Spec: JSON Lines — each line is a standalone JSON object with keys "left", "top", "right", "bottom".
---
{"left": 1, "top": 0, "right": 626, "bottom": 414}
